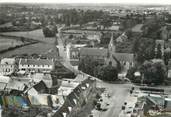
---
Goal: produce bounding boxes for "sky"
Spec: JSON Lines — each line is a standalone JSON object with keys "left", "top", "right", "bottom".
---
{"left": 0, "top": 0, "right": 171, "bottom": 5}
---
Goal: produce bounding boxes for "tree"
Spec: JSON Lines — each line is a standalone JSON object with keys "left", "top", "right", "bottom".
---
{"left": 69, "top": 34, "right": 73, "bottom": 39}
{"left": 133, "top": 37, "right": 155, "bottom": 63}
{"left": 78, "top": 57, "right": 118, "bottom": 81}
{"left": 125, "top": 29, "right": 132, "bottom": 39}
{"left": 100, "top": 16, "right": 113, "bottom": 30}
{"left": 140, "top": 60, "right": 166, "bottom": 85}
{"left": 98, "top": 62, "right": 118, "bottom": 81}
{"left": 42, "top": 25, "right": 58, "bottom": 37}
{"left": 142, "top": 18, "right": 164, "bottom": 39}
{"left": 78, "top": 56, "right": 99, "bottom": 76}
{"left": 126, "top": 67, "right": 140, "bottom": 83}
{"left": 127, "top": 60, "right": 167, "bottom": 85}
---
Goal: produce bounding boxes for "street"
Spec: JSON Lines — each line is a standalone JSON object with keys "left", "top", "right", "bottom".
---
{"left": 92, "top": 82, "right": 132, "bottom": 117}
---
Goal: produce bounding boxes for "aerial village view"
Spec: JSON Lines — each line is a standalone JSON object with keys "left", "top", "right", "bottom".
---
{"left": 1, "top": 0, "right": 171, "bottom": 117}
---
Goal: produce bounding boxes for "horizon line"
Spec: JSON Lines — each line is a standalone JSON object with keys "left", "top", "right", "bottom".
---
{"left": 0, "top": 2, "right": 171, "bottom": 5}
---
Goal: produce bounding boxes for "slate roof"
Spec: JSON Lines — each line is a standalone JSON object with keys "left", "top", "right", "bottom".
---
{"left": 113, "top": 53, "right": 134, "bottom": 62}
{"left": 80, "top": 48, "right": 108, "bottom": 57}
{"left": 19, "top": 59, "right": 54, "bottom": 66}
{"left": 33, "top": 80, "right": 48, "bottom": 93}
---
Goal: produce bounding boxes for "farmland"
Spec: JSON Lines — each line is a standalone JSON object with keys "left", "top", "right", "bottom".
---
{"left": 0, "top": 36, "right": 24, "bottom": 51}
{"left": 0, "top": 29, "right": 56, "bottom": 58}
{"left": 1, "top": 29, "right": 56, "bottom": 44}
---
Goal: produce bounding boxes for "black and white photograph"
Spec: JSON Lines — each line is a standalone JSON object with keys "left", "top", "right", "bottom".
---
{"left": 0, "top": 0, "right": 171, "bottom": 117}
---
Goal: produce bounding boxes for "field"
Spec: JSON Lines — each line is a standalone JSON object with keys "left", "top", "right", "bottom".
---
{"left": 0, "top": 36, "right": 24, "bottom": 51}
{"left": 1, "top": 29, "right": 55, "bottom": 44}
{"left": 0, "top": 43, "right": 54, "bottom": 58}
{"left": 0, "top": 29, "right": 56, "bottom": 58}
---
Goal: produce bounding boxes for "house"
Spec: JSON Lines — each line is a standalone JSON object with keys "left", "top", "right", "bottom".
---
{"left": 116, "top": 32, "right": 128, "bottom": 43}
{"left": 28, "top": 94, "right": 50, "bottom": 107}
{"left": 30, "top": 73, "right": 53, "bottom": 88}
{"left": 53, "top": 78, "right": 96, "bottom": 117}
{"left": 58, "top": 80, "right": 79, "bottom": 97}
{"left": 66, "top": 44, "right": 86, "bottom": 69}
{"left": 0, "top": 76, "right": 10, "bottom": 92}
{"left": 86, "top": 34, "right": 101, "bottom": 42}
{"left": 0, "top": 76, "right": 27, "bottom": 94}
{"left": 79, "top": 47, "right": 108, "bottom": 65}
{"left": 66, "top": 44, "right": 81, "bottom": 60}
{"left": 0, "top": 58, "right": 17, "bottom": 76}
{"left": 108, "top": 25, "right": 120, "bottom": 31}
{"left": 19, "top": 59, "right": 54, "bottom": 73}
{"left": 27, "top": 80, "right": 49, "bottom": 95}
{"left": 164, "top": 98, "right": 171, "bottom": 112}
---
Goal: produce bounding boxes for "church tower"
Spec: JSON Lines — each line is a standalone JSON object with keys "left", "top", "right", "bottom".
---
{"left": 108, "top": 32, "right": 116, "bottom": 56}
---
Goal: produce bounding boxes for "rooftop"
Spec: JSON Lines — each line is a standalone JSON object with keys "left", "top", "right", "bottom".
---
{"left": 1, "top": 58, "right": 15, "bottom": 65}
{"left": 80, "top": 47, "right": 108, "bottom": 57}
{"left": 0, "top": 75, "right": 10, "bottom": 83}
{"left": 19, "top": 59, "right": 54, "bottom": 66}
{"left": 113, "top": 53, "right": 134, "bottom": 62}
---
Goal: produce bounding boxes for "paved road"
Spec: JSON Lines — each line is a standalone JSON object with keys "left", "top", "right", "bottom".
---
{"left": 56, "top": 27, "right": 80, "bottom": 74}
{"left": 94, "top": 82, "right": 132, "bottom": 117}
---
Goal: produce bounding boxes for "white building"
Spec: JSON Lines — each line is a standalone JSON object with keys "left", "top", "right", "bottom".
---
{"left": 0, "top": 58, "right": 16, "bottom": 76}
{"left": 58, "top": 80, "right": 79, "bottom": 96}
{"left": 19, "top": 59, "right": 54, "bottom": 73}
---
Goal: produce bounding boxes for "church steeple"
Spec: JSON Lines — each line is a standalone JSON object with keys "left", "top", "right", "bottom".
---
{"left": 108, "top": 32, "right": 116, "bottom": 54}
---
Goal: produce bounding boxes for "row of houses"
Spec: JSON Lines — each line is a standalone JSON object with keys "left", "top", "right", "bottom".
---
{"left": 53, "top": 75, "right": 96, "bottom": 117}
{"left": 0, "top": 58, "right": 55, "bottom": 76}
